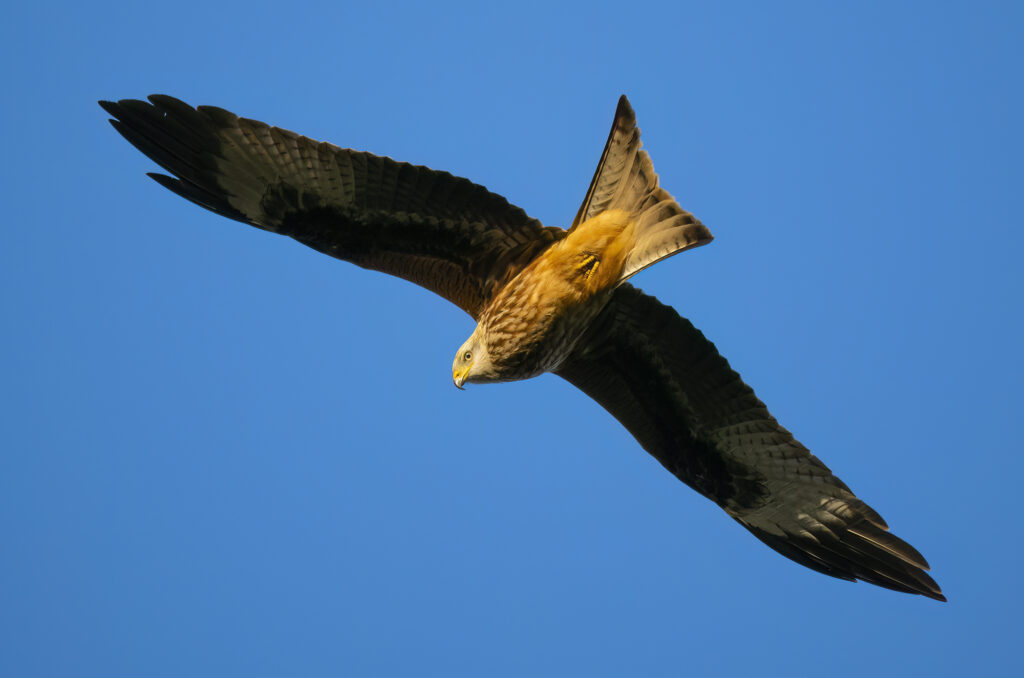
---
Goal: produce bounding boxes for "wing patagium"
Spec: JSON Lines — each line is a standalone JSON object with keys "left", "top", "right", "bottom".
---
{"left": 102, "top": 94, "right": 943, "bottom": 601}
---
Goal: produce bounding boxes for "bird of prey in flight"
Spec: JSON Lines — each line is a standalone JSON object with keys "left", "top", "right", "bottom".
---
{"left": 100, "top": 94, "right": 944, "bottom": 601}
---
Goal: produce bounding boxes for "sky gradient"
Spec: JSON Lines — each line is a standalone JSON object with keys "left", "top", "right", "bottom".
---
{"left": 3, "top": 1, "right": 1022, "bottom": 676}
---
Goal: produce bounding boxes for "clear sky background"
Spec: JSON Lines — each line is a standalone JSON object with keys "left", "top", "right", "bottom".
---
{"left": 3, "top": 1, "right": 1021, "bottom": 676}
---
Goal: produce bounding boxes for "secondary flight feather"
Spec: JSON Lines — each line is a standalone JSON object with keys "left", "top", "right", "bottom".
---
{"left": 100, "top": 94, "right": 944, "bottom": 601}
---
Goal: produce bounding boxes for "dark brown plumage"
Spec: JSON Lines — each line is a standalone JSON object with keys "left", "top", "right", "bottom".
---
{"left": 100, "top": 94, "right": 944, "bottom": 601}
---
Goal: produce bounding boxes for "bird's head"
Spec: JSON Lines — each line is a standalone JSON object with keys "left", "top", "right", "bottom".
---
{"left": 452, "top": 329, "right": 498, "bottom": 389}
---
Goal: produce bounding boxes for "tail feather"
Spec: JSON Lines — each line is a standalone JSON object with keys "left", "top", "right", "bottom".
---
{"left": 572, "top": 96, "right": 712, "bottom": 283}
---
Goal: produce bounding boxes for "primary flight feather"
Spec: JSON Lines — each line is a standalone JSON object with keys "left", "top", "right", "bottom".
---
{"left": 100, "top": 94, "right": 944, "bottom": 601}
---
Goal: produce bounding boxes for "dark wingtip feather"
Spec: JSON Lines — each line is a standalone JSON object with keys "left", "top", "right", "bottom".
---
{"left": 146, "top": 173, "right": 251, "bottom": 225}
{"left": 742, "top": 522, "right": 945, "bottom": 602}
{"left": 101, "top": 96, "right": 260, "bottom": 227}
{"left": 847, "top": 523, "right": 930, "bottom": 571}
{"left": 98, "top": 99, "right": 119, "bottom": 117}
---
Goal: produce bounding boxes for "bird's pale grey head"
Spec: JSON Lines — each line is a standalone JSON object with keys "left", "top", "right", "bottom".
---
{"left": 452, "top": 328, "right": 498, "bottom": 389}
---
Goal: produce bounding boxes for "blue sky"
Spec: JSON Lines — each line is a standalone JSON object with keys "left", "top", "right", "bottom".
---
{"left": 3, "top": 1, "right": 1022, "bottom": 675}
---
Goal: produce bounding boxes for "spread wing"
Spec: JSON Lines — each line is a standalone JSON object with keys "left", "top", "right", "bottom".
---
{"left": 556, "top": 285, "right": 945, "bottom": 601}
{"left": 100, "top": 95, "right": 564, "bottom": 319}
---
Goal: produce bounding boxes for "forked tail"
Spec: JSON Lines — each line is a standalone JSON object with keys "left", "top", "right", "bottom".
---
{"left": 572, "top": 96, "right": 713, "bottom": 282}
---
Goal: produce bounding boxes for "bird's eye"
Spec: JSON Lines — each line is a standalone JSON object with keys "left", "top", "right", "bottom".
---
{"left": 464, "top": 351, "right": 473, "bottom": 362}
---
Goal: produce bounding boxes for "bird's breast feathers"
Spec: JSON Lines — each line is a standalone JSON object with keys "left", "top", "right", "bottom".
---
{"left": 476, "top": 209, "right": 637, "bottom": 378}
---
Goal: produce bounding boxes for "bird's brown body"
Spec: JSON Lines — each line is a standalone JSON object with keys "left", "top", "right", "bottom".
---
{"left": 100, "top": 94, "right": 945, "bottom": 601}
{"left": 476, "top": 209, "right": 636, "bottom": 380}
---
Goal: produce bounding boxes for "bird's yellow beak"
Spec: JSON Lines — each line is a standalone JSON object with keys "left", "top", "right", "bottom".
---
{"left": 453, "top": 365, "right": 470, "bottom": 390}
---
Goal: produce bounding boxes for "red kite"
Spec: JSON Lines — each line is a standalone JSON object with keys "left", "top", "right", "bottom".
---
{"left": 101, "top": 94, "right": 944, "bottom": 601}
